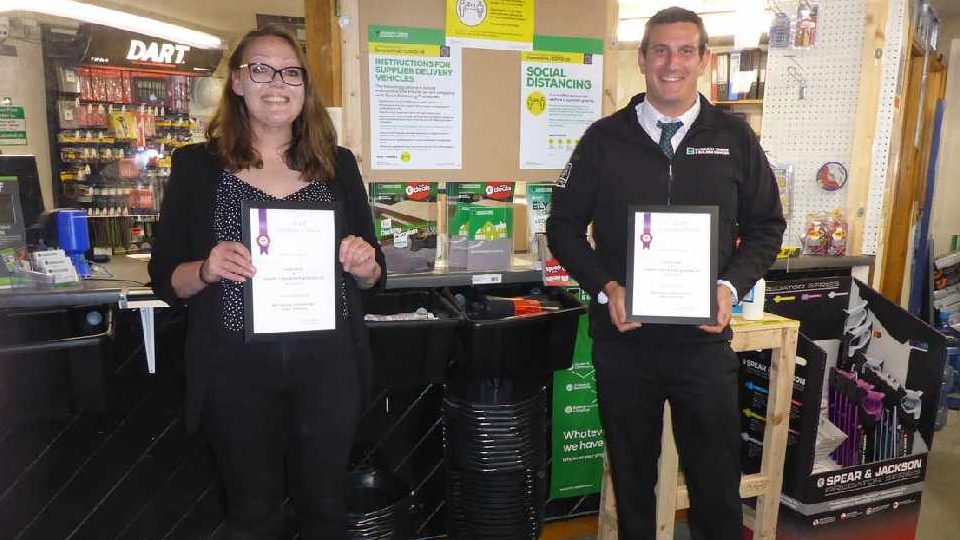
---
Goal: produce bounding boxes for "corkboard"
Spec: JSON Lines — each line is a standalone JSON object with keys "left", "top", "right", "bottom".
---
{"left": 353, "top": 0, "right": 615, "bottom": 183}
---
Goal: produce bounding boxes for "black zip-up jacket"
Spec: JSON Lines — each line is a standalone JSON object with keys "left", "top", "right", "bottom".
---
{"left": 546, "top": 93, "right": 785, "bottom": 342}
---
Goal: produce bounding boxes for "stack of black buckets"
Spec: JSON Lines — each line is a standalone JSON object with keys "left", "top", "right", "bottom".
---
{"left": 442, "top": 377, "right": 548, "bottom": 539}
{"left": 346, "top": 467, "right": 413, "bottom": 539}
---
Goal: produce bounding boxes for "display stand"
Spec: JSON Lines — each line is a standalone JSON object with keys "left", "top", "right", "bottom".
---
{"left": 597, "top": 313, "right": 800, "bottom": 540}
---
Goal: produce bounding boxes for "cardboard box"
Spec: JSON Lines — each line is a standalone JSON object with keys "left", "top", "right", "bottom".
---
{"left": 772, "top": 483, "right": 924, "bottom": 540}
{"left": 759, "top": 277, "right": 946, "bottom": 507}
{"left": 513, "top": 202, "right": 528, "bottom": 253}
{"left": 739, "top": 334, "right": 826, "bottom": 498}
{"left": 369, "top": 182, "right": 439, "bottom": 274}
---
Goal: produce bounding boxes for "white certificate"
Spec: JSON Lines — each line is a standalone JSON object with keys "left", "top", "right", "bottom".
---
{"left": 626, "top": 206, "right": 718, "bottom": 325}
{"left": 242, "top": 201, "right": 340, "bottom": 341}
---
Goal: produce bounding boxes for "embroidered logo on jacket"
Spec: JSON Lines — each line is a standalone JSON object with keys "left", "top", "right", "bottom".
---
{"left": 685, "top": 147, "right": 731, "bottom": 156}
{"left": 556, "top": 162, "right": 573, "bottom": 188}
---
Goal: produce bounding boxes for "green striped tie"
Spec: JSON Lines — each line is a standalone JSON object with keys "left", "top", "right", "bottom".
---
{"left": 657, "top": 120, "right": 683, "bottom": 160}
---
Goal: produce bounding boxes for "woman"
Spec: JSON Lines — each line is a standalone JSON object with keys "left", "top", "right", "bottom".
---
{"left": 148, "top": 25, "right": 384, "bottom": 539}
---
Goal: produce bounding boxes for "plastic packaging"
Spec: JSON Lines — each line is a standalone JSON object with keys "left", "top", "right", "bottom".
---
{"left": 742, "top": 278, "right": 766, "bottom": 320}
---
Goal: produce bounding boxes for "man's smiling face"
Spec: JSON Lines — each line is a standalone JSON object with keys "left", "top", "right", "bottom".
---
{"left": 638, "top": 21, "right": 711, "bottom": 117}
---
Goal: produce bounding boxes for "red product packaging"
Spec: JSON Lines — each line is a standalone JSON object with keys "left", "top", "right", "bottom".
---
{"left": 121, "top": 71, "right": 133, "bottom": 104}
{"left": 78, "top": 67, "right": 93, "bottom": 101}
{"left": 92, "top": 68, "right": 108, "bottom": 102}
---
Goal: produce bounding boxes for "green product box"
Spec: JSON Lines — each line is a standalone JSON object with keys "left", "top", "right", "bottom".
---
{"left": 0, "top": 175, "right": 26, "bottom": 288}
{"left": 526, "top": 183, "right": 554, "bottom": 262}
{"left": 465, "top": 205, "right": 513, "bottom": 270}
{"left": 369, "top": 181, "right": 438, "bottom": 274}
{"left": 446, "top": 182, "right": 514, "bottom": 269}
{"left": 468, "top": 206, "right": 513, "bottom": 241}
{"left": 0, "top": 246, "right": 17, "bottom": 288}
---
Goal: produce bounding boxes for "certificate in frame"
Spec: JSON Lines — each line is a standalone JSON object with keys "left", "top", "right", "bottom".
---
{"left": 626, "top": 205, "right": 718, "bottom": 326}
{"left": 241, "top": 199, "right": 343, "bottom": 342}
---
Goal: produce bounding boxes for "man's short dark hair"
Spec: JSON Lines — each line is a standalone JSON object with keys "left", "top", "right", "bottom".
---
{"left": 640, "top": 7, "right": 709, "bottom": 56}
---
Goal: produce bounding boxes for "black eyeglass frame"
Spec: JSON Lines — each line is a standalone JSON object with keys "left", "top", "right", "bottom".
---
{"left": 237, "top": 62, "right": 307, "bottom": 86}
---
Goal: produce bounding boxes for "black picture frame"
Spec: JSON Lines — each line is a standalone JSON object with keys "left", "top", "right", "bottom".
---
{"left": 241, "top": 199, "right": 342, "bottom": 342}
{"left": 625, "top": 205, "right": 719, "bottom": 326}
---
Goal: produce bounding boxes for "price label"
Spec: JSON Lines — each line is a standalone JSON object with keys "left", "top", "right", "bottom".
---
{"left": 472, "top": 273, "right": 503, "bottom": 285}
{"left": 393, "top": 230, "right": 409, "bottom": 249}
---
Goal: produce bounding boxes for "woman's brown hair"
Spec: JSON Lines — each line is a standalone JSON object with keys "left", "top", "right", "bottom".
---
{"left": 205, "top": 24, "right": 338, "bottom": 181}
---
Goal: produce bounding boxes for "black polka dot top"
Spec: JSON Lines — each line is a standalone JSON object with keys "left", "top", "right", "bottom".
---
{"left": 213, "top": 171, "right": 349, "bottom": 333}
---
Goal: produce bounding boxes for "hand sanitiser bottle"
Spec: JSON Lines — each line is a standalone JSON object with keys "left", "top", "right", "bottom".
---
{"left": 742, "top": 278, "right": 766, "bottom": 321}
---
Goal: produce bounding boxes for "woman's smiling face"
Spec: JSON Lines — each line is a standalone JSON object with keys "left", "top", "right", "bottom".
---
{"left": 231, "top": 35, "right": 306, "bottom": 136}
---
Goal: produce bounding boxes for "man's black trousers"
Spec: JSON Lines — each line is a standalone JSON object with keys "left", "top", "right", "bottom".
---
{"left": 593, "top": 337, "right": 743, "bottom": 540}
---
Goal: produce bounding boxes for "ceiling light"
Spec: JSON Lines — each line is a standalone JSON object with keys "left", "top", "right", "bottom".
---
{"left": 619, "top": 10, "right": 771, "bottom": 45}
{"left": 0, "top": 0, "right": 223, "bottom": 49}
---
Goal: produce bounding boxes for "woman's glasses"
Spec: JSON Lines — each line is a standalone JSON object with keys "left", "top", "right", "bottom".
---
{"left": 238, "top": 63, "right": 306, "bottom": 86}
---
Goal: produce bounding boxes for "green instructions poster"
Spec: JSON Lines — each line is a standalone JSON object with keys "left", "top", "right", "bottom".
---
{"left": 368, "top": 25, "right": 462, "bottom": 169}
{"left": 550, "top": 288, "right": 605, "bottom": 499}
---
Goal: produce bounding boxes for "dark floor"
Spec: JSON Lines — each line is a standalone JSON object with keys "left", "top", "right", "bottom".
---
{"left": 0, "top": 306, "right": 597, "bottom": 540}
{"left": 0, "top": 307, "right": 231, "bottom": 540}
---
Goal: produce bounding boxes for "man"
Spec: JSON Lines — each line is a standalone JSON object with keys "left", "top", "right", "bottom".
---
{"left": 546, "top": 7, "right": 785, "bottom": 540}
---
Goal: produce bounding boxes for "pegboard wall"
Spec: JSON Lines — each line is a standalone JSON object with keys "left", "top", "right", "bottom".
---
{"left": 862, "top": 0, "right": 907, "bottom": 254}
{"left": 760, "top": 0, "right": 868, "bottom": 248}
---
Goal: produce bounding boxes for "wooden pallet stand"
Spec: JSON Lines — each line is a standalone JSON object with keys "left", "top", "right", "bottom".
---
{"left": 598, "top": 313, "right": 800, "bottom": 540}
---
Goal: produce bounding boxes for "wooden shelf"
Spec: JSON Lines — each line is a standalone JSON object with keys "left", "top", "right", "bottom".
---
{"left": 715, "top": 99, "right": 763, "bottom": 105}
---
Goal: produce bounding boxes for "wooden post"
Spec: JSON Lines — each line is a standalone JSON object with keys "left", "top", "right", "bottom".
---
{"left": 846, "top": 0, "right": 888, "bottom": 256}
{"left": 338, "top": 0, "right": 363, "bottom": 159}
{"left": 598, "top": 449, "right": 619, "bottom": 540}
{"left": 304, "top": 0, "right": 342, "bottom": 107}
{"left": 873, "top": 5, "right": 912, "bottom": 291}
{"left": 654, "top": 403, "right": 679, "bottom": 540}
{"left": 751, "top": 325, "right": 799, "bottom": 539}
{"left": 602, "top": 0, "right": 620, "bottom": 116}
{"left": 881, "top": 51, "right": 924, "bottom": 303}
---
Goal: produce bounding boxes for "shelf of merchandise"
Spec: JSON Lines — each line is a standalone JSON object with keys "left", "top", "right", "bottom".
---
{"left": 50, "top": 68, "right": 197, "bottom": 252}
{"left": 715, "top": 99, "right": 764, "bottom": 105}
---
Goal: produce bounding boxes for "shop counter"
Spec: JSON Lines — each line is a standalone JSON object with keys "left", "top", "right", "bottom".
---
{"left": 0, "top": 252, "right": 873, "bottom": 386}
{"left": 0, "top": 252, "right": 872, "bottom": 309}
{"left": 0, "top": 255, "right": 158, "bottom": 411}
{"left": 770, "top": 254, "right": 873, "bottom": 274}
{"left": 0, "top": 255, "right": 153, "bottom": 309}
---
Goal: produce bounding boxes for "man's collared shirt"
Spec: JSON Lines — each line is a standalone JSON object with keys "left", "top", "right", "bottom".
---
{"left": 636, "top": 97, "right": 701, "bottom": 152}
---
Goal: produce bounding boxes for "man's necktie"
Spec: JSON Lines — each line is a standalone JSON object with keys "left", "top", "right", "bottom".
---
{"left": 657, "top": 120, "right": 683, "bottom": 160}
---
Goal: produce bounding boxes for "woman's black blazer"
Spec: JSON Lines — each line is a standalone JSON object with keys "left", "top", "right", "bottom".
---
{"left": 148, "top": 142, "right": 386, "bottom": 432}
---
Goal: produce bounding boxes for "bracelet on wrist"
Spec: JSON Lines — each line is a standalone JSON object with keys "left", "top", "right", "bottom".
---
{"left": 198, "top": 259, "right": 216, "bottom": 285}
{"left": 357, "top": 264, "right": 380, "bottom": 287}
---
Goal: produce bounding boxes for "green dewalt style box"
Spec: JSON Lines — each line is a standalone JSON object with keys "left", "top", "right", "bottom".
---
{"left": 446, "top": 181, "right": 514, "bottom": 270}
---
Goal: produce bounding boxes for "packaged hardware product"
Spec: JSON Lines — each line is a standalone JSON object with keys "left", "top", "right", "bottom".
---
{"left": 369, "top": 182, "right": 439, "bottom": 274}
